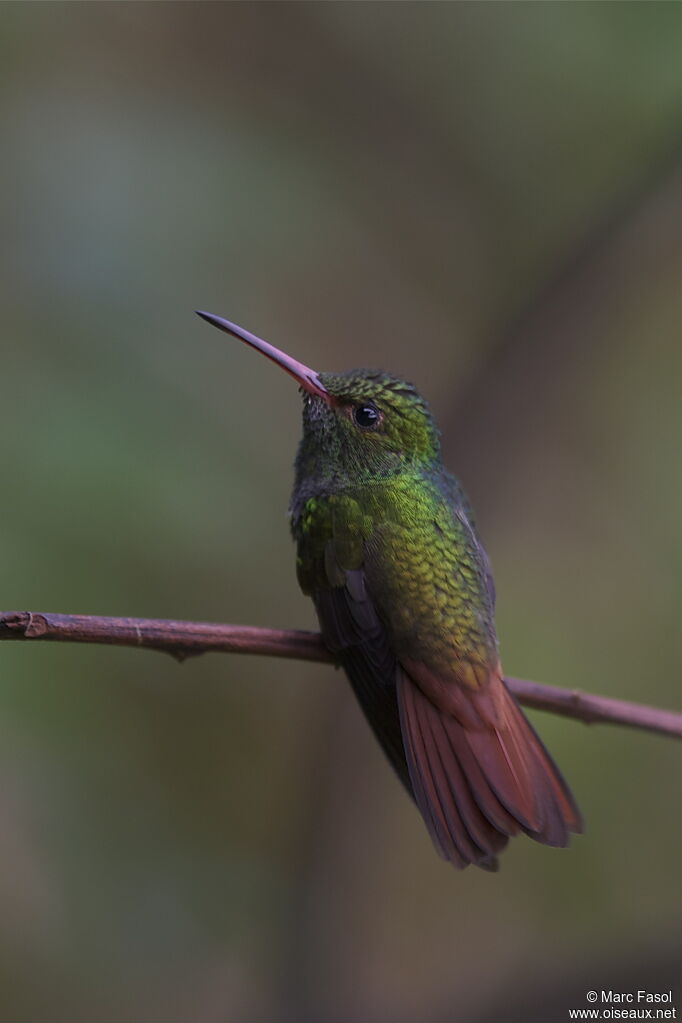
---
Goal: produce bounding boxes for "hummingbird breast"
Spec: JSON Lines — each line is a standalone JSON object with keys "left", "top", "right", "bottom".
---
{"left": 292, "top": 470, "right": 498, "bottom": 685}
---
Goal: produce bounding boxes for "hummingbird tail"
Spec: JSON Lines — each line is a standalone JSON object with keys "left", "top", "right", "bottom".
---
{"left": 396, "top": 669, "right": 582, "bottom": 870}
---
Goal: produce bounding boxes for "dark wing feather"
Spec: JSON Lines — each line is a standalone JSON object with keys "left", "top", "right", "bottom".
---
{"left": 314, "top": 571, "right": 412, "bottom": 796}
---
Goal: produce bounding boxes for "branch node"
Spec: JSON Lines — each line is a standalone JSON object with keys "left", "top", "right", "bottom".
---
{"left": 167, "top": 648, "right": 203, "bottom": 663}
{"left": 0, "top": 612, "right": 32, "bottom": 636}
{"left": 24, "top": 612, "right": 49, "bottom": 638}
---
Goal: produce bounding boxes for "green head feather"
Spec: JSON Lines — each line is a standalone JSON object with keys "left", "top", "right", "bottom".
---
{"left": 294, "top": 369, "right": 442, "bottom": 496}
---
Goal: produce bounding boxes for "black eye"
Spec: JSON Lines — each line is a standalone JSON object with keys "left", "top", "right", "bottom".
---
{"left": 353, "top": 403, "right": 381, "bottom": 429}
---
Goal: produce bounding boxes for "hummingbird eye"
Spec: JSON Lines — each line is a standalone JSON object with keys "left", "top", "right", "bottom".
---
{"left": 352, "top": 403, "right": 382, "bottom": 430}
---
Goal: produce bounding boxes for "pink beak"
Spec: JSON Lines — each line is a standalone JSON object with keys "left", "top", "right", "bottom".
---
{"left": 196, "top": 310, "right": 331, "bottom": 401}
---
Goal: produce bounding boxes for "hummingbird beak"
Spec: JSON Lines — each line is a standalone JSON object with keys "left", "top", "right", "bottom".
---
{"left": 196, "top": 310, "right": 331, "bottom": 401}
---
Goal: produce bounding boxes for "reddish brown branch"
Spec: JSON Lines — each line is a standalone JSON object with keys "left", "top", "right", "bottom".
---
{"left": 0, "top": 611, "right": 327, "bottom": 663}
{"left": 1, "top": 610, "right": 681, "bottom": 740}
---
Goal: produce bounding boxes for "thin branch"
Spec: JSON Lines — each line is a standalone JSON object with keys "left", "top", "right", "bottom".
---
{"left": 0, "top": 611, "right": 326, "bottom": 663}
{"left": 1, "top": 610, "right": 680, "bottom": 740}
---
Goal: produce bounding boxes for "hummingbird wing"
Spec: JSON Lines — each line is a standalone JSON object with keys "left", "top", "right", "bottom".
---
{"left": 313, "top": 569, "right": 412, "bottom": 796}
{"left": 295, "top": 496, "right": 414, "bottom": 796}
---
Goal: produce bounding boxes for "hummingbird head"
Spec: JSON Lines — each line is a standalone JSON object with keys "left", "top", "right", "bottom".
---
{"left": 305, "top": 368, "right": 441, "bottom": 478}
{"left": 196, "top": 311, "right": 441, "bottom": 487}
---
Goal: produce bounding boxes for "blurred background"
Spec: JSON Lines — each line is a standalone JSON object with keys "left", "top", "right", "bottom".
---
{"left": 1, "top": 3, "right": 681, "bottom": 1021}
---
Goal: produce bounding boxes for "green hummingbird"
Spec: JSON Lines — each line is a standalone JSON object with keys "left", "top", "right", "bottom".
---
{"left": 197, "top": 310, "right": 582, "bottom": 870}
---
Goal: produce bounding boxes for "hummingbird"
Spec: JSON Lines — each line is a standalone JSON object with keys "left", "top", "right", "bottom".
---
{"left": 197, "top": 310, "right": 582, "bottom": 870}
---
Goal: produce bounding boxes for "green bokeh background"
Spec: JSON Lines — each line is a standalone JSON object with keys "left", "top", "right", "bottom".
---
{"left": 1, "top": 3, "right": 681, "bottom": 1021}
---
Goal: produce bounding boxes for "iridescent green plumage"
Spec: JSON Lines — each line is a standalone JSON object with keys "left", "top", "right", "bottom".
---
{"left": 292, "top": 372, "right": 497, "bottom": 685}
{"left": 197, "top": 312, "right": 582, "bottom": 870}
